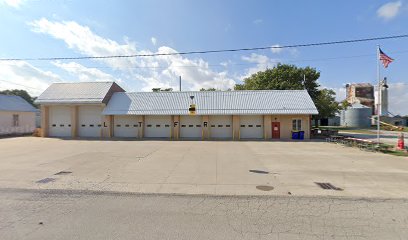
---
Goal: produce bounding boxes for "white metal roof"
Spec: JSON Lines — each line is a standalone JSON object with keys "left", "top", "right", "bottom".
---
{"left": 102, "top": 90, "right": 318, "bottom": 115}
{"left": 35, "top": 82, "right": 119, "bottom": 104}
{"left": 0, "top": 94, "right": 38, "bottom": 112}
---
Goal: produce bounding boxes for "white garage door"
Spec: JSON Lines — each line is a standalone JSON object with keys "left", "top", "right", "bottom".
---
{"left": 180, "top": 115, "right": 202, "bottom": 139}
{"left": 78, "top": 106, "right": 102, "bottom": 137}
{"left": 144, "top": 115, "right": 171, "bottom": 138}
{"left": 240, "top": 115, "right": 264, "bottom": 139}
{"left": 209, "top": 115, "right": 232, "bottom": 139}
{"left": 114, "top": 115, "right": 139, "bottom": 138}
{"left": 49, "top": 106, "right": 71, "bottom": 137}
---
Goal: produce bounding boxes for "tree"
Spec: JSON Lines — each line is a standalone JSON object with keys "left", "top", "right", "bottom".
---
{"left": 199, "top": 88, "right": 217, "bottom": 91}
{"left": 340, "top": 99, "right": 351, "bottom": 110}
{"left": 152, "top": 88, "right": 173, "bottom": 92}
{"left": 235, "top": 63, "right": 339, "bottom": 126}
{"left": 314, "top": 89, "right": 341, "bottom": 126}
{"left": 235, "top": 63, "right": 320, "bottom": 100}
{"left": 0, "top": 89, "right": 38, "bottom": 108}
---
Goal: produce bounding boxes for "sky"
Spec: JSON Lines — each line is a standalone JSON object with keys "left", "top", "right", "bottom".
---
{"left": 0, "top": 0, "right": 407, "bottom": 115}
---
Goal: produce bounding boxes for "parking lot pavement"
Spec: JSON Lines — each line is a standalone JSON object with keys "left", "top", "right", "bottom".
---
{"left": 0, "top": 137, "right": 408, "bottom": 198}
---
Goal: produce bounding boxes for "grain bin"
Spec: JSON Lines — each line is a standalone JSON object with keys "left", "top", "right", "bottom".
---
{"left": 342, "top": 103, "right": 372, "bottom": 128}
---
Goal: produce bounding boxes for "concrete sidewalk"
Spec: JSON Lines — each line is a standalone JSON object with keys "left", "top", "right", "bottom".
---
{"left": 0, "top": 137, "right": 408, "bottom": 198}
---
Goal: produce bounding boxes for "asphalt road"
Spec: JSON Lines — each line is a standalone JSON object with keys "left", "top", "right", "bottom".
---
{"left": 1, "top": 188, "right": 407, "bottom": 240}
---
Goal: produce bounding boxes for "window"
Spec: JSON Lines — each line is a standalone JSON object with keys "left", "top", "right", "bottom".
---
{"left": 116, "top": 124, "right": 121, "bottom": 127}
{"left": 188, "top": 125, "right": 193, "bottom": 127}
{"left": 165, "top": 124, "right": 170, "bottom": 127}
{"left": 196, "top": 125, "right": 201, "bottom": 127}
{"left": 211, "top": 125, "right": 215, "bottom": 127}
{"left": 156, "top": 124, "right": 160, "bottom": 127}
{"left": 125, "top": 124, "right": 130, "bottom": 127}
{"left": 248, "top": 125, "right": 253, "bottom": 127}
{"left": 81, "top": 124, "right": 86, "bottom": 127}
{"left": 133, "top": 124, "right": 138, "bottom": 127}
{"left": 147, "top": 124, "right": 152, "bottom": 127}
{"left": 256, "top": 125, "right": 262, "bottom": 128}
{"left": 12, "top": 114, "right": 19, "bottom": 127}
{"left": 52, "top": 124, "right": 56, "bottom": 127}
{"left": 226, "top": 125, "right": 231, "bottom": 127}
{"left": 97, "top": 124, "right": 101, "bottom": 127}
{"left": 181, "top": 125, "right": 186, "bottom": 127}
{"left": 218, "top": 125, "right": 223, "bottom": 127}
{"left": 89, "top": 124, "right": 94, "bottom": 127}
{"left": 292, "top": 119, "right": 302, "bottom": 131}
{"left": 240, "top": 125, "right": 245, "bottom": 127}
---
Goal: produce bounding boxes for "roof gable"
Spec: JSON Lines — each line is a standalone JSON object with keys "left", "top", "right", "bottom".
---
{"left": 0, "top": 94, "right": 38, "bottom": 112}
{"left": 35, "top": 82, "right": 124, "bottom": 104}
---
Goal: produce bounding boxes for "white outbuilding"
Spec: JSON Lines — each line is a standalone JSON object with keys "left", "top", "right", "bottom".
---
{"left": 0, "top": 94, "right": 38, "bottom": 135}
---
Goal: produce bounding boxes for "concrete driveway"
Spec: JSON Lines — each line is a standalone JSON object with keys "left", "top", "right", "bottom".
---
{"left": 1, "top": 137, "right": 408, "bottom": 198}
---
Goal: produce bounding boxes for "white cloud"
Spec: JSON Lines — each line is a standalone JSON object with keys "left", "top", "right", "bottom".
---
{"left": 0, "top": 62, "right": 62, "bottom": 96}
{"left": 377, "top": 1, "right": 403, "bottom": 20}
{"left": 1, "top": 0, "right": 25, "bottom": 8}
{"left": 151, "top": 37, "right": 157, "bottom": 46}
{"left": 52, "top": 61, "right": 122, "bottom": 83}
{"left": 253, "top": 19, "right": 263, "bottom": 25}
{"left": 28, "top": 18, "right": 236, "bottom": 91}
{"left": 240, "top": 53, "right": 279, "bottom": 79}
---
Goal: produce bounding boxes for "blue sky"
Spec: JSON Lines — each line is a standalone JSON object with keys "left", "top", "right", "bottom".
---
{"left": 0, "top": 0, "right": 407, "bottom": 114}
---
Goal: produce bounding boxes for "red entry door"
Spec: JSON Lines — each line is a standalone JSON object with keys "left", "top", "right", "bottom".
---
{"left": 272, "top": 122, "right": 280, "bottom": 139}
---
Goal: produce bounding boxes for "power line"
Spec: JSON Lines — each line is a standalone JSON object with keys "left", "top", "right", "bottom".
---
{"left": 0, "top": 34, "right": 407, "bottom": 61}
{"left": 0, "top": 79, "right": 43, "bottom": 90}
{"left": 2, "top": 49, "right": 408, "bottom": 71}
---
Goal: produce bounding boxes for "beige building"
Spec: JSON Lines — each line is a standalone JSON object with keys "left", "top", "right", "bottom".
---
{"left": 35, "top": 82, "right": 318, "bottom": 140}
{"left": 0, "top": 94, "right": 38, "bottom": 135}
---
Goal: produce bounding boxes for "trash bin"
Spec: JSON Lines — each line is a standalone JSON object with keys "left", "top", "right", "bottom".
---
{"left": 292, "top": 131, "right": 299, "bottom": 139}
{"left": 299, "top": 131, "right": 305, "bottom": 140}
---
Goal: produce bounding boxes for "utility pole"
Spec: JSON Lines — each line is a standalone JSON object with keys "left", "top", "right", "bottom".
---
{"left": 179, "top": 76, "right": 182, "bottom": 91}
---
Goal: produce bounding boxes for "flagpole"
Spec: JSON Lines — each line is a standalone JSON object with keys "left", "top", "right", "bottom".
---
{"left": 376, "top": 45, "right": 381, "bottom": 146}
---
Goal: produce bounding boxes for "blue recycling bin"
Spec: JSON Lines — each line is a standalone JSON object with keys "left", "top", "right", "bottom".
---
{"left": 292, "top": 131, "right": 299, "bottom": 139}
{"left": 299, "top": 131, "right": 305, "bottom": 140}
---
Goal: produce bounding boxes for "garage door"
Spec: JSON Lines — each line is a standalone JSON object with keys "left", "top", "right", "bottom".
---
{"left": 114, "top": 115, "right": 139, "bottom": 138}
{"left": 78, "top": 106, "right": 102, "bottom": 137}
{"left": 180, "top": 115, "right": 202, "bottom": 139}
{"left": 49, "top": 106, "right": 71, "bottom": 137}
{"left": 144, "top": 115, "right": 171, "bottom": 138}
{"left": 209, "top": 115, "right": 232, "bottom": 139}
{"left": 240, "top": 115, "right": 263, "bottom": 139}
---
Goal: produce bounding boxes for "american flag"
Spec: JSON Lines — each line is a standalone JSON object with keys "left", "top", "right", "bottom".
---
{"left": 379, "top": 48, "right": 394, "bottom": 68}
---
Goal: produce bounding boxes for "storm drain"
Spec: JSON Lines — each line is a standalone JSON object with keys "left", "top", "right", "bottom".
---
{"left": 54, "top": 171, "right": 72, "bottom": 175}
{"left": 256, "top": 185, "right": 274, "bottom": 191}
{"left": 36, "top": 178, "right": 56, "bottom": 184}
{"left": 249, "top": 170, "right": 269, "bottom": 174}
{"left": 314, "top": 182, "right": 343, "bottom": 191}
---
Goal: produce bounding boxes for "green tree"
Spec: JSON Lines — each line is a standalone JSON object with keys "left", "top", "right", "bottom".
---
{"left": 152, "top": 88, "right": 173, "bottom": 92}
{"left": 235, "top": 63, "right": 320, "bottom": 100}
{"left": 199, "top": 88, "right": 217, "bottom": 91}
{"left": 340, "top": 99, "right": 351, "bottom": 110}
{"left": 235, "top": 63, "right": 339, "bottom": 126}
{"left": 314, "top": 89, "right": 341, "bottom": 126}
{"left": 0, "top": 89, "right": 37, "bottom": 108}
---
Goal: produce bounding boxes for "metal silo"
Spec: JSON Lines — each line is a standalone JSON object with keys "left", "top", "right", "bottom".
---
{"left": 342, "top": 103, "right": 372, "bottom": 128}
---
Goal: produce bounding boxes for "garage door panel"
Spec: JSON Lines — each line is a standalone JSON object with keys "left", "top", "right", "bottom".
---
{"left": 209, "top": 115, "right": 232, "bottom": 139}
{"left": 180, "top": 115, "right": 202, "bottom": 138}
{"left": 78, "top": 106, "right": 102, "bottom": 137}
{"left": 240, "top": 115, "right": 263, "bottom": 139}
{"left": 145, "top": 116, "right": 171, "bottom": 138}
{"left": 49, "top": 106, "right": 71, "bottom": 137}
{"left": 114, "top": 115, "right": 139, "bottom": 137}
